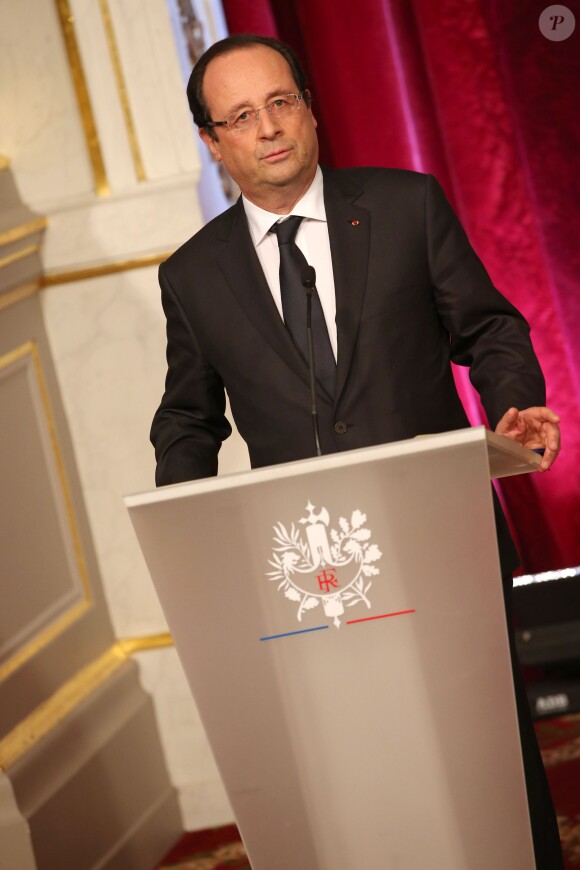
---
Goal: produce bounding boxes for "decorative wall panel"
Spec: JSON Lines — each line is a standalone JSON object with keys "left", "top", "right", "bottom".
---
{"left": 0, "top": 342, "right": 91, "bottom": 680}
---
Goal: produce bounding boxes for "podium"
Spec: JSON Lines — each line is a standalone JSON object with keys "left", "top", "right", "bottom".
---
{"left": 125, "top": 427, "right": 541, "bottom": 870}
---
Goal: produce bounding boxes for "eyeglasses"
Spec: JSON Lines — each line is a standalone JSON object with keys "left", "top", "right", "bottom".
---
{"left": 206, "top": 93, "right": 305, "bottom": 134}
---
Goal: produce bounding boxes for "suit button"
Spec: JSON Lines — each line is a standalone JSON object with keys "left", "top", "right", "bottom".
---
{"left": 334, "top": 421, "right": 348, "bottom": 435}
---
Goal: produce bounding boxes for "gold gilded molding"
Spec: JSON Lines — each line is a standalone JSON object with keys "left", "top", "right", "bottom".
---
{"left": 28, "top": 340, "right": 92, "bottom": 605}
{"left": 0, "top": 633, "right": 174, "bottom": 770}
{"left": 42, "top": 250, "right": 173, "bottom": 286}
{"left": 0, "top": 155, "right": 10, "bottom": 171}
{"left": 0, "top": 342, "right": 93, "bottom": 682}
{"left": 98, "top": 0, "right": 146, "bottom": 183}
{"left": 54, "top": 0, "right": 110, "bottom": 196}
{"left": 0, "top": 645, "right": 126, "bottom": 771}
{"left": 0, "top": 243, "right": 40, "bottom": 271}
{"left": 118, "top": 632, "right": 174, "bottom": 656}
{"left": 0, "top": 602, "right": 91, "bottom": 684}
{"left": 0, "top": 279, "right": 42, "bottom": 312}
{"left": 0, "top": 217, "right": 48, "bottom": 248}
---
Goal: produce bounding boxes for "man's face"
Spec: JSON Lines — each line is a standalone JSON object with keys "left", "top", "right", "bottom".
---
{"left": 199, "top": 45, "right": 319, "bottom": 210}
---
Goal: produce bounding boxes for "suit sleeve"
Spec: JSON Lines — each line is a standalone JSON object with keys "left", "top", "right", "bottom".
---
{"left": 425, "top": 174, "right": 546, "bottom": 429}
{"left": 150, "top": 264, "right": 232, "bottom": 486}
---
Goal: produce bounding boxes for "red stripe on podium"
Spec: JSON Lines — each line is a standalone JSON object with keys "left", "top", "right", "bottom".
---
{"left": 346, "top": 608, "right": 415, "bottom": 625}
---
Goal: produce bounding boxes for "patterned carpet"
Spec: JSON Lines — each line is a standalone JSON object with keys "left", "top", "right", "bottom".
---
{"left": 158, "top": 823, "right": 249, "bottom": 870}
{"left": 536, "top": 713, "right": 580, "bottom": 867}
{"left": 158, "top": 713, "right": 580, "bottom": 869}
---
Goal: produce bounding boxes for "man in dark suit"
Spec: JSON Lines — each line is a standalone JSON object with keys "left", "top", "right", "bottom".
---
{"left": 151, "top": 34, "right": 562, "bottom": 867}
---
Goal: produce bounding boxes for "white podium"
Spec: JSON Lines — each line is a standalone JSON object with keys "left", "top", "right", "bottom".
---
{"left": 125, "top": 427, "right": 540, "bottom": 870}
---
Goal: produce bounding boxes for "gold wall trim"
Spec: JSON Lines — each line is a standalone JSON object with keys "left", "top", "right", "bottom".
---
{"left": 0, "top": 633, "right": 174, "bottom": 770}
{"left": 0, "top": 217, "right": 47, "bottom": 248}
{"left": 0, "top": 342, "right": 93, "bottom": 682}
{"left": 27, "top": 340, "right": 93, "bottom": 605}
{"left": 98, "top": 0, "right": 146, "bottom": 183}
{"left": 42, "top": 250, "right": 172, "bottom": 286}
{"left": 0, "top": 244, "right": 40, "bottom": 271}
{"left": 54, "top": 0, "right": 110, "bottom": 197}
{"left": 0, "top": 645, "right": 126, "bottom": 771}
{"left": 0, "top": 602, "right": 91, "bottom": 685}
{"left": 118, "top": 633, "right": 174, "bottom": 656}
{"left": 0, "top": 280, "right": 42, "bottom": 312}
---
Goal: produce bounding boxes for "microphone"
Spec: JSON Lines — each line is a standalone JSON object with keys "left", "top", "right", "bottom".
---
{"left": 301, "top": 265, "right": 316, "bottom": 293}
{"left": 300, "top": 265, "right": 322, "bottom": 457}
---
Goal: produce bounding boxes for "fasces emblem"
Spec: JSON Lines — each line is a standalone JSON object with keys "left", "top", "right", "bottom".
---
{"left": 266, "top": 502, "right": 382, "bottom": 628}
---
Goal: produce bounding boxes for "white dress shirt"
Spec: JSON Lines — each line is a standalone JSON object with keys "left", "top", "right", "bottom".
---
{"left": 242, "top": 166, "right": 338, "bottom": 360}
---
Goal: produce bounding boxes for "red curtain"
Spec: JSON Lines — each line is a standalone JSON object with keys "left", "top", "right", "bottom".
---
{"left": 222, "top": 0, "right": 580, "bottom": 573}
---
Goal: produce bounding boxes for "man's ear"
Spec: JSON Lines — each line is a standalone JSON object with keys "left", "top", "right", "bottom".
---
{"left": 199, "top": 128, "right": 222, "bottom": 163}
{"left": 303, "top": 90, "right": 318, "bottom": 129}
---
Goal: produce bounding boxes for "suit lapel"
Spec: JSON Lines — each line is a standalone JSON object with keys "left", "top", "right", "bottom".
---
{"left": 323, "top": 168, "right": 370, "bottom": 403}
{"left": 216, "top": 200, "right": 315, "bottom": 390}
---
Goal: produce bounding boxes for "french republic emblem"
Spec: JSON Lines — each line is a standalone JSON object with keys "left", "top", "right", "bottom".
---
{"left": 266, "top": 502, "right": 382, "bottom": 628}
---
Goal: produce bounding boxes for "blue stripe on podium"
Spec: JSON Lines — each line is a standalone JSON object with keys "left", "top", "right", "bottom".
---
{"left": 259, "top": 625, "right": 329, "bottom": 641}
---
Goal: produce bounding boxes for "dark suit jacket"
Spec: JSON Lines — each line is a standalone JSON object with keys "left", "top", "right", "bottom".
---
{"left": 151, "top": 166, "right": 546, "bottom": 573}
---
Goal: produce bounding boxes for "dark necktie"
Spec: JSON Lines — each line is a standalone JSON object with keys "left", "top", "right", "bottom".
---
{"left": 270, "top": 216, "right": 336, "bottom": 399}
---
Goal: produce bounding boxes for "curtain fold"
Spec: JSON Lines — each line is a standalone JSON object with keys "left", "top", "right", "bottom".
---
{"left": 221, "top": 0, "right": 579, "bottom": 572}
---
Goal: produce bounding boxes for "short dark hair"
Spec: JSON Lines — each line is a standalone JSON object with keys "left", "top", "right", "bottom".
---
{"left": 187, "top": 34, "right": 310, "bottom": 139}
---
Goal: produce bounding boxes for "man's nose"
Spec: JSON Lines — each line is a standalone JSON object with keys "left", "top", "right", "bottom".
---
{"left": 257, "top": 107, "right": 282, "bottom": 136}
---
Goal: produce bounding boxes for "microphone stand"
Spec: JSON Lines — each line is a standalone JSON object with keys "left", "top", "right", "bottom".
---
{"left": 301, "top": 266, "right": 322, "bottom": 456}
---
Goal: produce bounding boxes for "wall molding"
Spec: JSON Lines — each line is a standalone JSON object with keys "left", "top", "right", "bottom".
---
{"left": 54, "top": 0, "right": 110, "bottom": 196}
{"left": 98, "top": 0, "right": 146, "bottom": 183}
{"left": 0, "top": 218, "right": 47, "bottom": 248}
{"left": 0, "top": 633, "right": 174, "bottom": 771}
{"left": 42, "top": 250, "right": 172, "bottom": 286}
{"left": 118, "top": 633, "right": 174, "bottom": 656}
{"left": 0, "top": 342, "right": 92, "bottom": 682}
{"left": 0, "top": 280, "right": 42, "bottom": 312}
{"left": 0, "top": 645, "right": 126, "bottom": 771}
{"left": 0, "top": 244, "right": 40, "bottom": 271}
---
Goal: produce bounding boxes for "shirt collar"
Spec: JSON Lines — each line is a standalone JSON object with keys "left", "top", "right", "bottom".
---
{"left": 243, "top": 165, "right": 326, "bottom": 248}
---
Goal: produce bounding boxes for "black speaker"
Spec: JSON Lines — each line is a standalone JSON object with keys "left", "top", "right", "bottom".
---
{"left": 526, "top": 679, "right": 580, "bottom": 719}
{"left": 513, "top": 572, "right": 580, "bottom": 667}
{"left": 512, "top": 568, "right": 580, "bottom": 718}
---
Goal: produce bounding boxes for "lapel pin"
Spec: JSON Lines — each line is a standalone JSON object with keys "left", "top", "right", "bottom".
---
{"left": 350, "top": 219, "right": 360, "bottom": 226}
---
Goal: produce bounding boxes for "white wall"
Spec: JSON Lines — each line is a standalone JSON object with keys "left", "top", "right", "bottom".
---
{"left": 0, "top": 0, "right": 248, "bottom": 831}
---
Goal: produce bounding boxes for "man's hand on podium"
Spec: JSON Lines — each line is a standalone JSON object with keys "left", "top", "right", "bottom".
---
{"left": 495, "top": 406, "right": 561, "bottom": 471}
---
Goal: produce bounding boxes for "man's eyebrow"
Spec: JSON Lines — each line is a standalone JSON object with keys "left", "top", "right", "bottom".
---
{"left": 224, "top": 87, "right": 296, "bottom": 115}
